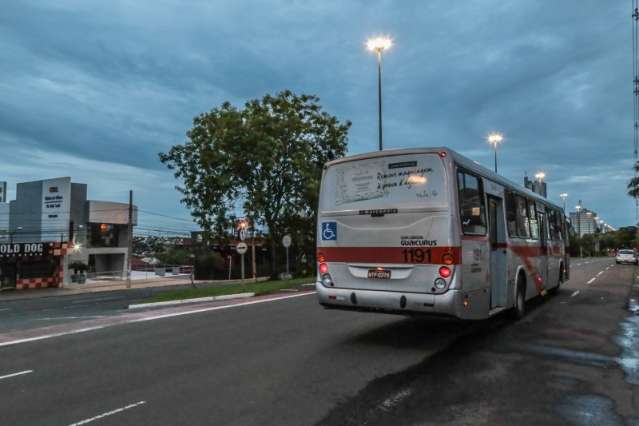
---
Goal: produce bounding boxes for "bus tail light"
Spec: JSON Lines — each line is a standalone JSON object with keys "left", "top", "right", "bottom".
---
{"left": 439, "top": 266, "right": 451, "bottom": 278}
{"left": 318, "top": 254, "right": 326, "bottom": 263}
{"left": 441, "top": 253, "right": 454, "bottom": 265}
{"left": 319, "top": 263, "right": 329, "bottom": 274}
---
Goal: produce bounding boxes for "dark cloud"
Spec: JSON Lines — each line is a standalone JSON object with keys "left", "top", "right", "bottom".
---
{"left": 0, "top": 0, "right": 634, "bottom": 227}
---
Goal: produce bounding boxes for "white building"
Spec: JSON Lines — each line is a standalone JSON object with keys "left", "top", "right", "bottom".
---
{"left": 0, "top": 177, "right": 137, "bottom": 289}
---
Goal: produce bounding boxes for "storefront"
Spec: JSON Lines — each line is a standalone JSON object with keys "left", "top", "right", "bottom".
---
{"left": 0, "top": 242, "right": 68, "bottom": 290}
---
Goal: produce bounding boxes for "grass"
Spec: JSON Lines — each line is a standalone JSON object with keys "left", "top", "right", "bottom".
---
{"left": 146, "top": 276, "right": 315, "bottom": 303}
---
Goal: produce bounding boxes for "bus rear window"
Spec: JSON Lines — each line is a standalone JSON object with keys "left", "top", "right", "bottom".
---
{"left": 319, "top": 154, "right": 447, "bottom": 211}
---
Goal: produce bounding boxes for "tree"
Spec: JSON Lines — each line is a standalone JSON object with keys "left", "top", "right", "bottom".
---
{"left": 159, "top": 91, "right": 351, "bottom": 276}
{"left": 628, "top": 161, "right": 639, "bottom": 198}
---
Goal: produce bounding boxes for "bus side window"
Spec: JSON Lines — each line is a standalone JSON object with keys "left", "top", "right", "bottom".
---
{"left": 505, "top": 191, "right": 517, "bottom": 237}
{"left": 457, "top": 170, "right": 487, "bottom": 235}
{"left": 528, "top": 200, "right": 539, "bottom": 240}
{"left": 548, "top": 209, "right": 560, "bottom": 240}
{"left": 515, "top": 195, "right": 530, "bottom": 238}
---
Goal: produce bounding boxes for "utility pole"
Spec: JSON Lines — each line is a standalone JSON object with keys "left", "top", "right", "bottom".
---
{"left": 251, "top": 229, "right": 257, "bottom": 282}
{"left": 127, "top": 190, "right": 133, "bottom": 288}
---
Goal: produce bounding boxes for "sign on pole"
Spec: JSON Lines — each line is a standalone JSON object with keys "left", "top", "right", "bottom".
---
{"left": 282, "top": 235, "right": 292, "bottom": 278}
{"left": 236, "top": 242, "right": 248, "bottom": 255}
{"left": 239, "top": 229, "right": 247, "bottom": 242}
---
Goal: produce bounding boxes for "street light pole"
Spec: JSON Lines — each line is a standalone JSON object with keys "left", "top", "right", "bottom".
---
{"left": 487, "top": 132, "right": 504, "bottom": 173}
{"left": 367, "top": 36, "right": 392, "bottom": 151}
{"left": 377, "top": 51, "right": 383, "bottom": 152}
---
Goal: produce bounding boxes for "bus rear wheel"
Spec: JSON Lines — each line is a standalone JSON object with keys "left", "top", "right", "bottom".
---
{"left": 512, "top": 277, "right": 526, "bottom": 320}
{"left": 548, "top": 265, "right": 563, "bottom": 295}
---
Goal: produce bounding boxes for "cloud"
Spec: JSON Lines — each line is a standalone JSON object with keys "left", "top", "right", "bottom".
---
{"left": 0, "top": 0, "right": 634, "bottom": 227}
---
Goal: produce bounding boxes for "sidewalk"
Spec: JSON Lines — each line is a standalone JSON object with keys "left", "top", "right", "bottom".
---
{"left": 0, "top": 275, "right": 271, "bottom": 301}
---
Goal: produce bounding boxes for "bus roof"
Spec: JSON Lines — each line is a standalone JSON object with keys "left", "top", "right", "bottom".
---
{"left": 324, "top": 147, "right": 563, "bottom": 211}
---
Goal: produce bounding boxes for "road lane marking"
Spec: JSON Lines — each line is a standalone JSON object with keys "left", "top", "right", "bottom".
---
{"left": 587, "top": 278, "right": 596, "bottom": 285}
{"left": 597, "top": 271, "right": 603, "bottom": 276}
{"left": 379, "top": 388, "right": 413, "bottom": 412}
{"left": 571, "top": 291, "right": 580, "bottom": 297}
{"left": 0, "top": 370, "right": 33, "bottom": 381}
{"left": 68, "top": 400, "right": 146, "bottom": 425}
{"left": 0, "top": 292, "right": 316, "bottom": 348}
{"left": 0, "top": 308, "right": 9, "bottom": 312}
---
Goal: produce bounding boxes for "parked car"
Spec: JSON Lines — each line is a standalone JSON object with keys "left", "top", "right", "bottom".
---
{"left": 616, "top": 249, "right": 638, "bottom": 265}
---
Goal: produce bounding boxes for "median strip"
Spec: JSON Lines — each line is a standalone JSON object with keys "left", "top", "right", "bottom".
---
{"left": 128, "top": 293, "right": 255, "bottom": 310}
{"left": 133, "top": 276, "right": 314, "bottom": 308}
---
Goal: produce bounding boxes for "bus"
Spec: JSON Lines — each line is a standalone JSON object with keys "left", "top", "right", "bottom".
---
{"left": 316, "top": 147, "right": 569, "bottom": 320}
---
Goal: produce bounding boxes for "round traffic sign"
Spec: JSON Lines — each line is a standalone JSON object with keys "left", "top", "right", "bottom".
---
{"left": 236, "top": 242, "right": 248, "bottom": 254}
{"left": 282, "top": 235, "right": 292, "bottom": 248}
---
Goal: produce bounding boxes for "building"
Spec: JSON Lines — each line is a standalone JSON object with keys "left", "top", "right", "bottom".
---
{"left": 0, "top": 177, "right": 137, "bottom": 290}
{"left": 569, "top": 203, "right": 600, "bottom": 237}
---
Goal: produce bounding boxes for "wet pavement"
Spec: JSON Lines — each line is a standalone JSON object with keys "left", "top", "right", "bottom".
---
{"left": 319, "top": 258, "right": 639, "bottom": 425}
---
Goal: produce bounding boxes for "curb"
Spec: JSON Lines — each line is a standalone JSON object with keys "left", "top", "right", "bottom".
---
{"left": 128, "top": 292, "right": 255, "bottom": 310}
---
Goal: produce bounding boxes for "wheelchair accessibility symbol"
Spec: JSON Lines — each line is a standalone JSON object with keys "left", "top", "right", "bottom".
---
{"left": 321, "top": 222, "right": 337, "bottom": 241}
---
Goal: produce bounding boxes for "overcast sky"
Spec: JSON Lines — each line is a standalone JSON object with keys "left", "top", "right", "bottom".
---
{"left": 0, "top": 1, "right": 633, "bottom": 231}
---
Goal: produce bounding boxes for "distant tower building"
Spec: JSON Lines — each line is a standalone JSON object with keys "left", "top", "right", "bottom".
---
{"left": 0, "top": 181, "right": 6, "bottom": 203}
{"left": 523, "top": 176, "right": 547, "bottom": 198}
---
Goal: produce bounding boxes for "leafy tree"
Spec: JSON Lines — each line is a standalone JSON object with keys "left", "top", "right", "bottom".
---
{"left": 159, "top": 90, "right": 351, "bottom": 276}
{"left": 628, "top": 162, "right": 639, "bottom": 199}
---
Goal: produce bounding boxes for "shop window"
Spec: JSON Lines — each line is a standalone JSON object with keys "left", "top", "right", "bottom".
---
{"left": 89, "top": 223, "right": 120, "bottom": 247}
{"left": 457, "top": 170, "right": 487, "bottom": 235}
{"left": 19, "top": 259, "right": 56, "bottom": 280}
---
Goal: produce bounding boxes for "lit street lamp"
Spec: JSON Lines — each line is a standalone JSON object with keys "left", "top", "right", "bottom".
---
{"left": 559, "top": 193, "right": 568, "bottom": 214}
{"left": 367, "top": 36, "right": 392, "bottom": 151}
{"left": 486, "top": 132, "right": 504, "bottom": 173}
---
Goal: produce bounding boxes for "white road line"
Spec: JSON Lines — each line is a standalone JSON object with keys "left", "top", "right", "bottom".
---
{"left": 571, "top": 290, "right": 580, "bottom": 297}
{"left": 0, "top": 370, "right": 33, "bottom": 381}
{"left": 0, "top": 308, "right": 10, "bottom": 312}
{"left": 587, "top": 278, "right": 596, "bottom": 285}
{"left": 597, "top": 271, "right": 603, "bottom": 276}
{"left": 0, "top": 292, "right": 316, "bottom": 348}
{"left": 68, "top": 400, "right": 146, "bottom": 426}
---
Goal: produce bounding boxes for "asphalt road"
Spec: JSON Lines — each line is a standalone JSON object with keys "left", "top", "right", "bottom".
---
{"left": 0, "top": 257, "right": 636, "bottom": 425}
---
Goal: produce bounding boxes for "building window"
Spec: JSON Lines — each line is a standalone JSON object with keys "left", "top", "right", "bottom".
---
{"left": 457, "top": 170, "right": 487, "bottom": 235}
{"left": 89, "top": 223, "right": 119, "bottom": 247}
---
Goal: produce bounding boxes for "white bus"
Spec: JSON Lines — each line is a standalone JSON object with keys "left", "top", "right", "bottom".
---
{"left": 316, "top": 147, "right": 569, "bottom": 320}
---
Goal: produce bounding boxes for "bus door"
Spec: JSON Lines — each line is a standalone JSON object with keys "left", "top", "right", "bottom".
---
{"left": 537, "top": 208, "right": 550, "bottom": 292}
{"left": 487, "top": 195, "right": 508, "bottom": 308}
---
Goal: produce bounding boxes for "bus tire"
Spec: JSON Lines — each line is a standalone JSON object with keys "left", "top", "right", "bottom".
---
{"left": 548, "top": 264, "right": 563, "bottom": 295}
{"left": 512, "top": 275, "right": 526, "bottom": 320}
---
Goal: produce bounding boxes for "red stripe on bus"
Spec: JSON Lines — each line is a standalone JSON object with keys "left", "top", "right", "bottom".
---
{"left": 317, "top": 247, "right": 462, "bottom": 265}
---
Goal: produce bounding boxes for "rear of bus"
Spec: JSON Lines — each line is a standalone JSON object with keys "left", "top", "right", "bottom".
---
{"left": 316, "top": 149, "right": 465, "bottom": 317}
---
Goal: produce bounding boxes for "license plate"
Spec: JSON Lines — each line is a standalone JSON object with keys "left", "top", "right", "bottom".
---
{"left": 368, "top": 269, "right": 391, "bottom": 279}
